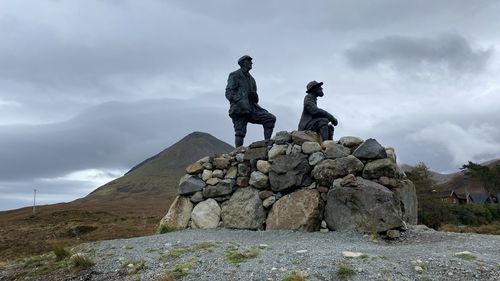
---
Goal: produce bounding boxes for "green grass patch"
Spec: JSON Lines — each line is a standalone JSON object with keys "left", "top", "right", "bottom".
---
{"left": 336, "top": 265, "right": 356, "bottom": 280}
{"left": 22, "top": 255, "right": 45, "bottom": 267}
{"left": 192, "top": 241, "right": 216, "bottom": 252}
{"left": 282, "top": 271, "right": 306, "bottom": 281}
{"left": 157, "top": 258, "right": 198, "bottom": 280}
{"left": 455, "top": 252, "right": 476, "bottom": 260}
{"left": 70, "top": 253, "right": 95, "bottom": 270}
{"left": 159, "top": 246, "right": 189, "bottom": 262}
{"left": 53, "top": 245, "right": 70, "bottom": 261}
{"left": 173, "top": 259, "right": 197, "bottom": 277}
{"left": 158, "top": 225, "right": 180, "bottom": 234}
{"left": 224, "top": 247, "right": 259, "bottom": 264}
{"left": 121, "top": 259, "right": 146, "bottom": 275}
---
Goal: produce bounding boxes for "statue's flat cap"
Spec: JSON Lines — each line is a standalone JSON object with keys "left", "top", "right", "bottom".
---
{"left": 306, "top": 80, "right": 323, "bottom": 93}
{"left": 238, "top": 55, "right": 253, "bottom": 64}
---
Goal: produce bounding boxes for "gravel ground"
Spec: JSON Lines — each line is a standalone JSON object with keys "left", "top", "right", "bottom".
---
{"left": 3, "top": 226, "right": 500, "bottom": 281}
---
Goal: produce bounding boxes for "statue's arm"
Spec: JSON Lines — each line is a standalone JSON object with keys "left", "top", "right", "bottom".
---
{"left": 304, "top": 97, "right": 337, "bottom": 124}
{"left": 225, "top": 73, "right": 239, "bottom": 102}
{"left": 249, "top": 76, "right": 258, "bottom": 103}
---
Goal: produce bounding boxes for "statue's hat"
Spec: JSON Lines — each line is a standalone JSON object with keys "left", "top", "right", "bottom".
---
{"left": 306, "top": 81, "right": 323, "bottom": 93}
{"left": 238, "top": 55, "right": 253, "bottom": 65}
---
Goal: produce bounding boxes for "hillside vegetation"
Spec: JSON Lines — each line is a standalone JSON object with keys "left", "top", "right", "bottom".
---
{"left": 406, "top": 161, "right": 500, "bottom": 234}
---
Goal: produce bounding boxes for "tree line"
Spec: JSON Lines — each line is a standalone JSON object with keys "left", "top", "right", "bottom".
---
{"left": 406, "top": 161, "right": 500, "bottom": 233}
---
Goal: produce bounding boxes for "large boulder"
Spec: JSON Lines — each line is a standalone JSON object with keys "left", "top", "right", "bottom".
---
{"left": 221, "top": 188, "right": 266, "bottom": 230}
{"left": 203, "top": 179, "right": 234, "bottom": 198}
{"left": 324, "top": 177, "right": 404, "bottom": 232}
{"left": 266, "top": 189, "right": 323, "bottom": 231}
{"left": 274, "top": 131, "right": 292, "bottom": 144}
{"left": 244, "top": 147, "right": 268, "bottom": 161}
{"left": 338, "top": 136, "right": 364, "bottom": 148}
{"left": 352, "top": 138, "right": 387, "bottom": 159}
{"left": 190, "top": 199, "right": 221, "bottom": 229}
{"left": 225, "top": 166, "right": 238, "bottom": 179}
{"left": 269, "top": 154, "right": 312, "bottom": 192}
{"left": 256, "top": 160, "right": 271, "bottom": 174}
{"left": 249, "top": 171, "right": 269, "bottom": 190}
{"left": 312, "top": 155, "right": 364, "bottom": 186}
{"left": 159, "top": 196, "right": 193, "bottom": 230}
{"left": 237, "top": 163, "right": 250, "bottom": 177}
{"left": 178, "top": 175, "right": 205, "bottom": 195}
{"left": 308, "top": 152, "right": 325, "bottom": 166}
{"left": 268, "top": 145, "right": 288, "bottom": 160}
{"left": 325, "top": 143, "right": 350, "bottom": 159}
{"left": 213, "top": 157, "right": 230, "bottom": 170}
{"left": 291, "top": 131, "right": 321, "bottom": 145}
{"left": 385, "top": 147, "right": 397, "bottom": 163}
{"left": 392, "top": 180, "right": 418, "bottom": 224}
{"left": 301, "top": 142, "right": 322, "bottom": 154}
{"left": 362, "top": 158, "right": 398, "bottom": 179}
{"left": 185, "top": 162, "right": 204, "bottom": 174}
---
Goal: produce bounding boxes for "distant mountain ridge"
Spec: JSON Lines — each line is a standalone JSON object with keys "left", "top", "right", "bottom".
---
{"left": 80, "top": 131, "right": 233, "bottom": 202}
{"left": 398, "top": 163, "right": 460, "bottom": 185}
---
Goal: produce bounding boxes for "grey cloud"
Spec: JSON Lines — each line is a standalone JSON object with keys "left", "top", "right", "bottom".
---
{"left": 344, "top": 34, "right": 492, "bottom": 74}
{"left": 0, "top": 95, "right": 297, "bottom": 182}
{"left": 0, "top": 97, "right": 227, "bottom": 181}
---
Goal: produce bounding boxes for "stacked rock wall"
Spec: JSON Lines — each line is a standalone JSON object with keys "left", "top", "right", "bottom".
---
{"left": 159, "top": 131, "right": 418, "bottom": 234}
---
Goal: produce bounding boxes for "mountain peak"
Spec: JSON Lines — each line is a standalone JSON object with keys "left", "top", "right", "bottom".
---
{"left": 83, "top": 131, "right": 233, "bottom": 202}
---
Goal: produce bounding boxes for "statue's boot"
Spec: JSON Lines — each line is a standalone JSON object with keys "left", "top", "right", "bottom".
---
{"left": 328, "top": 124, "right": 334, "bottom": 140}
{"left": 320, "top": 125, "right": 330, "bottom": 141}
{"left": 235, "top": 135, "right": 244, "bottom": 147}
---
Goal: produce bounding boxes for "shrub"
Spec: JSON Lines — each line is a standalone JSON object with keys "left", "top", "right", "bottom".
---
{"left": 159, "top": 246, "right": 189, "bottom": 262}
{"left": 121, "top": 259, "right": 146, "bottom": 275}
{"left": 53, "top": 245, "right": 70, "bottom": 261}
{"left": 192, "top": 241, "right": 216, "bottom": 251}
{"left": 156, "top": 259, "right": 198, "bottom": 280}
{"left": 158, "top": 225, "right": 179, "bottom": 234}
{"left": 70, "top": 253, "right": 95, "bottom": 269}
{"left": 455, "top": 251, "right": 476, "bottom": 260}
{"left": 336, "top": 265, "right": 356, "bottom": 280}
{"left": 439, "top": 222, "right": 500, "bottom": 235}
{"left": 224, "top": 247, "right": 259, "bottom": 264}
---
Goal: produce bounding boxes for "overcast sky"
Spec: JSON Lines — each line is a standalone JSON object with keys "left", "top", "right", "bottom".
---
{"left": 1, "top": 0, "right": 500, "bottom": 211}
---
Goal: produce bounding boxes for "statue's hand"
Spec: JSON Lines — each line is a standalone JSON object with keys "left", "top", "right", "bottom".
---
{"left": 331, "top": 116, "right": 338, "bottom": 126}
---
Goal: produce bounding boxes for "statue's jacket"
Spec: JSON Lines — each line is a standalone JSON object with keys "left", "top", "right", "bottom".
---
{"left": 298, "top": 93, "right": 333, "bottom": 130}
{"left": 225, "top": 69, "right": 259, "bottom": 116}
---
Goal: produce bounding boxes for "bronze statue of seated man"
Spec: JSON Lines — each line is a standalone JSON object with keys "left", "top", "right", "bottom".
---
{"left": 298, "top": 81, "right": 338, "bottom": 141}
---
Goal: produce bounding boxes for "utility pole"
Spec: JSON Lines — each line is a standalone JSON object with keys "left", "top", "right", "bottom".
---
{"left": 33, "top": 188, "right": 37, "bottom": 215}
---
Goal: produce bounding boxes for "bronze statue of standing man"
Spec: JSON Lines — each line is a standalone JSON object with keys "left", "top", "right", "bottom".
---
{"left": 225, "top": 55, "right": 276, "bottom": 147}
{"left": 298, "top": 81, "right": 338, "bottom": 141}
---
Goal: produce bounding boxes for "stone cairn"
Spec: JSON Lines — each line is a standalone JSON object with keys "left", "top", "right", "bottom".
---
{"left": 159, "top": 131, "right": 418, "bottom": 236}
